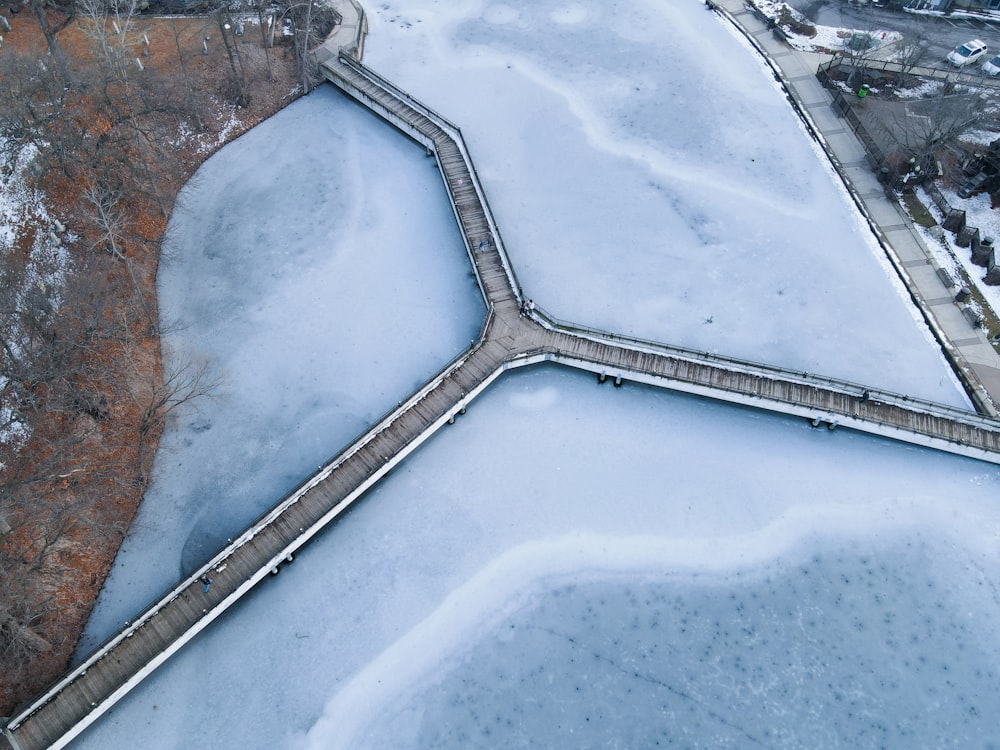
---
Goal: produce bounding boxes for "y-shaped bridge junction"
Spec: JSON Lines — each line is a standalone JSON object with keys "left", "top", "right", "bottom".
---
{"left": 6, "top": 16, "right": 1000, "bottom": 750}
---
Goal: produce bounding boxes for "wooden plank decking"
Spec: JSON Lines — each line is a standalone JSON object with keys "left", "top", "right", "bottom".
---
{"left": 9, "top": 45, "right": 1000, "bottom": 750}
{"left": 531, "top": 323, "right": 1000, "bottom": 461}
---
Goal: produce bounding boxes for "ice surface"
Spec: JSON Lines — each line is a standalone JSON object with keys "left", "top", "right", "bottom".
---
{"left": 331, "top": 538, "right": 1000, "bottom": 748}
{"left": 76, "top": 86, "right": 484, "bottom": 653}
{"left": 67, "top": 1, "right": 1000, "bottom": 748}
{"left": 71, "top": 367, "right": 1000, "bottom": 750}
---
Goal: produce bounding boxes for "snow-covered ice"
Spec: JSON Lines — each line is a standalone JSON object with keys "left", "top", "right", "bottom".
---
{"left": 76, "top": 86, "right": 484, "bottom": 651}
{"left": 73, "top": 366, "right": 1000, "bottom": 749}
{"left": 326, "top": 530, "right": 1000, "bottom": 748}
{"left": 69, "top": 1, "right": 1000, "bottom": 748}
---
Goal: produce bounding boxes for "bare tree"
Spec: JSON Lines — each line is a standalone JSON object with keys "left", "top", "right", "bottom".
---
{"left": 840, "top": 24, "right": 882, "bottom": 90}
{"left": 0, "top": 49, "right": 78, "bottom": 177}
{"left": 280, "top": 0, "right": 339, "bottom": 93}
{"left": 77, "top": 0, "right": 181, "bottom": 214}
{"left": 26, "top": 0, "right": 74, "bottom": 82}
{"left": 877, "top": 91, "right": 995, "bottom": 171}
{"left": 83, "top": 182, "right": 128, "bottom": 261}
{"left": 125, "top": 342, "right": 219, "bottom": 467}
{"left": 168, "top": 17, "right": 214, "bottom": 129}
{"left": 291, "top": 0, "right": 317, "bottom": 93}
{"left": 211, "top": 3, "right": 251, "bottom": 106}
{"left": 251, "top": 0, "right": 275, "bottom": 81}
{"left": 894, "top": 29, "right": 931, "bottom": 78}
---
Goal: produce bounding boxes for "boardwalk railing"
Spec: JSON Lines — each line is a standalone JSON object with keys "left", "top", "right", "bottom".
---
{"left": 529, "top": 303, "right": 999, "bottom": 429}
{"left": 328, "top": 55, "right": 525, "bottom": 306}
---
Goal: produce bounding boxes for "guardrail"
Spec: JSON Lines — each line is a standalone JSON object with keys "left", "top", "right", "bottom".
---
{"left": 528, "top": 302, "right": 999, "bottom": 428}
{"left": 817, "top": 56, "right": 1000, "bottom": 91}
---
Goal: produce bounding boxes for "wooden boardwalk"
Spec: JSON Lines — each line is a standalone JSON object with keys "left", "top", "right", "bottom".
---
{"left": 530, "top": 316, "right": 1000, "bottom": 462}
{"left": 9, "top": 45, "right": 1000, "bottom": 750}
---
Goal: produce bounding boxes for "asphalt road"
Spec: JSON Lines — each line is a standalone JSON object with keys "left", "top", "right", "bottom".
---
{"left": 784, "top": 0, "right": 1000, "bottom": 64}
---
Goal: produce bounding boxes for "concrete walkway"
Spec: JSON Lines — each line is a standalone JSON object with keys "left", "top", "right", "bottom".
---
{"left": 713, "top": 0, "right": 1000, "bottom": 415}
{"left": 315, "top": 0, "right": 366, "bottom": 65}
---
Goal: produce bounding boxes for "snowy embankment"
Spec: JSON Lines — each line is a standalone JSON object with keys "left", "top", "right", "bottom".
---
{"left": 915, "top": 185, "right": 1000, "bottom": 322}
{"left": 746, "top": 0, "right": 901, "bottom": 55}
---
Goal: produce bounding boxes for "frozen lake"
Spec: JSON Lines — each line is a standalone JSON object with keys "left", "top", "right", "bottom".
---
{"left": 74, "top": 365, "right": 1000, "bottom": 749}
{"left": 77, "top": 85, "right": 485, "bottom": 651}
{"left": 363, "top": 0, "right": 967, "bottom": 405}
{"left": 71, "top": 1, "right": 1000, "bottom": 747}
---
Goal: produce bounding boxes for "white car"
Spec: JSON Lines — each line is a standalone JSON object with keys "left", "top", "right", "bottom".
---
{"left": 984, "top": 54, "right": 1000, "bottom": 76}
{"left": 947, "top": 39, "right": 988, "bottom": 67}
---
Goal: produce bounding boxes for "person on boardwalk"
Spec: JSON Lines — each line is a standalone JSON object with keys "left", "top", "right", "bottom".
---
{"left": 199, "top": 575, "right": 213, "bottom": 593}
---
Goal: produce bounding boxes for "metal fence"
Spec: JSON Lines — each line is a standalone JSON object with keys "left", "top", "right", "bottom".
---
{"left": 817, "top": 56, "right": 1000, "bottom": 92}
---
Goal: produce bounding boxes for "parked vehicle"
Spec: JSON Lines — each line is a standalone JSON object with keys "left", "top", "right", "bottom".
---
{"left": 947, "top": 39, "right": 988, "bottom": 67}
{"left": 984, "top": 55, "right": 1000, "bottom": 76}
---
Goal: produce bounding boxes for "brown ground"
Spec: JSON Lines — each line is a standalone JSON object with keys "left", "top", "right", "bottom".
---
{"left": 0, "top": 8, "right": 305, "bottom": 717}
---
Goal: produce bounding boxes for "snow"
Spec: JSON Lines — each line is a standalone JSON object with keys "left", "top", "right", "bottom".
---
{"left": 964, "top": 127, "right": 1000, "bottom": 147}
{"left": 896, "top": 78, "right": 945, "bottom": 100}
{"left": 906, "top": 6, "right": 1000, "bottom": 24}
{"left": 746, "top": 0, "right": 900, "bottom": 55}
{"left": 68, "top": 1, "right": 1000, "bottom": 748}
{"left": 0, "top": 140, "right": 71, "bottom": 457}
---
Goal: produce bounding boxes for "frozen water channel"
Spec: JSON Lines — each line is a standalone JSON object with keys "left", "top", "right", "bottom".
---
{"left": 77, "top": 85, "right": 485, "bottom": 651}
{"left": 70, "top": 1, "right": 1000, "bottom": 747}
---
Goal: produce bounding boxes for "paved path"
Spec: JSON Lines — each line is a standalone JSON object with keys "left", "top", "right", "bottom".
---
{"left": 713, "top": 0, "right": 1000, "bottom": 415}
{"left": 10, "top": 4, "right": 1000, "bottom": 749}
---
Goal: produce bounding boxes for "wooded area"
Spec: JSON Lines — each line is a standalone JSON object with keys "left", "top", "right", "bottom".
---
{"left": 0, "top": 0, "right": 313, "bottom": 715}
